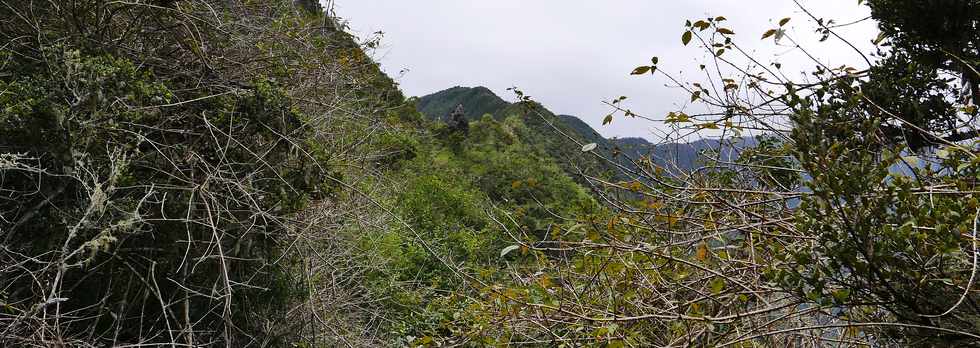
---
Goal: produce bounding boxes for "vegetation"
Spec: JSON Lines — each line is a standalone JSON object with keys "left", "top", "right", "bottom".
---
{"left": 2, "top": 0, "right": 980, "bottom": 347}
{"left": 456, "top": 0, "right": 980, "bottom": 346}
{"left": 0, "top": 0, "right": 403, "bottom": 345}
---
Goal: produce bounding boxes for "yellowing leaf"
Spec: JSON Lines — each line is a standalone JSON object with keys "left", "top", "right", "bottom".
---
{"left": 538, "top": 275, "right": 553, "bottom": 288}
{"left": 586, "top": 229, "right": 600, "bottom": 241}
{"left": 645, "top": 199, "right": 665, "bottom": 210}
{"left": 696, "top": 244, "right": 708, "bottom": 261}
{"left": 709, "top": 278, "right": 726, "bottom": 294}
{"left": 629, "top": 181, "right": 644, "bottom": 191}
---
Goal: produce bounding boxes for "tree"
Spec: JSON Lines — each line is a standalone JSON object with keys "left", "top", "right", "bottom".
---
{"left": 465, "top": 0, "right": 980, "bottom": 346}
{"left": 864, "top": 0, "right": 980, "bottom": 148}
{"left": 294, "top": 0, "right": 323, "bottom": 14}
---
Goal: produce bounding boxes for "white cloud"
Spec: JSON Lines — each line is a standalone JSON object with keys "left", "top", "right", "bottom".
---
{"left": 331, "top": 0, "right": 878, "bottom": 141}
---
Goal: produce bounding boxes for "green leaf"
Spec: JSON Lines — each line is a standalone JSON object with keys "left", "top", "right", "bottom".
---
{"left": 682, "top": 31, "right": 693, "bottom": 45}
{"left": 715, "top": 48, "right": 726, "bottom": 57}
{"left": 651, "top": 56, "right": 659, "bottom": 65}
{"left": 691, "top": 91, "right": 701, "bottom": 102}
{"left": 717, "top": 28, "right": 735, "bottom": 35}
{"left": 500, "top": 245, "right": 520, "bottom": 258}
{"left": 603, "top": 114, "right": 613, "bottom": 125}
{"left": 779, "top": 17, "right": 791, "bottom": 26}
{"left": 631, "top": 66, "right": 651, "bottom": 75}
{"left": 709, "top": 278, "right": 726, "bottom": 294}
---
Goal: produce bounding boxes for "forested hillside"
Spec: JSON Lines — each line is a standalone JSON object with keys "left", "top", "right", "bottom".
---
{"left": 3, "top": 0, "right": 980, "bottom": 347}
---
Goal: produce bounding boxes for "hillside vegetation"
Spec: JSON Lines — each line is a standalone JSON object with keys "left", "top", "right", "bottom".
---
{"left": 2, "top": 0, "right": 980, "bottom": 347}
{"left": 419, "top": 86, "right": 760, "bottom": 178}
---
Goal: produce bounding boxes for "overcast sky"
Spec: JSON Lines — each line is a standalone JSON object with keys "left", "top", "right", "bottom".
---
{"left": 330, "top": 1, "right": 879, "bottom": 141}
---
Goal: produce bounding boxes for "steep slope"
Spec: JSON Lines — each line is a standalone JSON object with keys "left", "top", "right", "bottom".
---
{"left": 0, "top": 2, "right": 417, "bottom": 346}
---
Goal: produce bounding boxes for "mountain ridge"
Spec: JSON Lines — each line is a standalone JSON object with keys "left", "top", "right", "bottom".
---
{"left": 417, "top": 86, "right": 755, "bottom": 176}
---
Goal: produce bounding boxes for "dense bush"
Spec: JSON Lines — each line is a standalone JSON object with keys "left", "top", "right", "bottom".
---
{"left": 0, "top": 1, "right": 404, "bottom": 346}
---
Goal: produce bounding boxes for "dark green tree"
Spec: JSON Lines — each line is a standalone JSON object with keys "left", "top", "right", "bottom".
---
{"left": 864, "top": 0, "right": 980, "bottom": 149}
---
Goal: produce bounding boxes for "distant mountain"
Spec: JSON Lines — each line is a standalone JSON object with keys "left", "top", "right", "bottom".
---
{"left": 417, "top": 86, "right": 755, "bottom": 178}
{"left": 418, "top": 86, "right": 622, "bottom": 180}
{"left": 611, "top": 136, "right": 758, "bottom": 173}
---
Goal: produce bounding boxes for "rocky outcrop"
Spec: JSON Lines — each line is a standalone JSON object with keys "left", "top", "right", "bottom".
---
{"left": 447, "top": 104, "right": 469, "bottom": 134}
